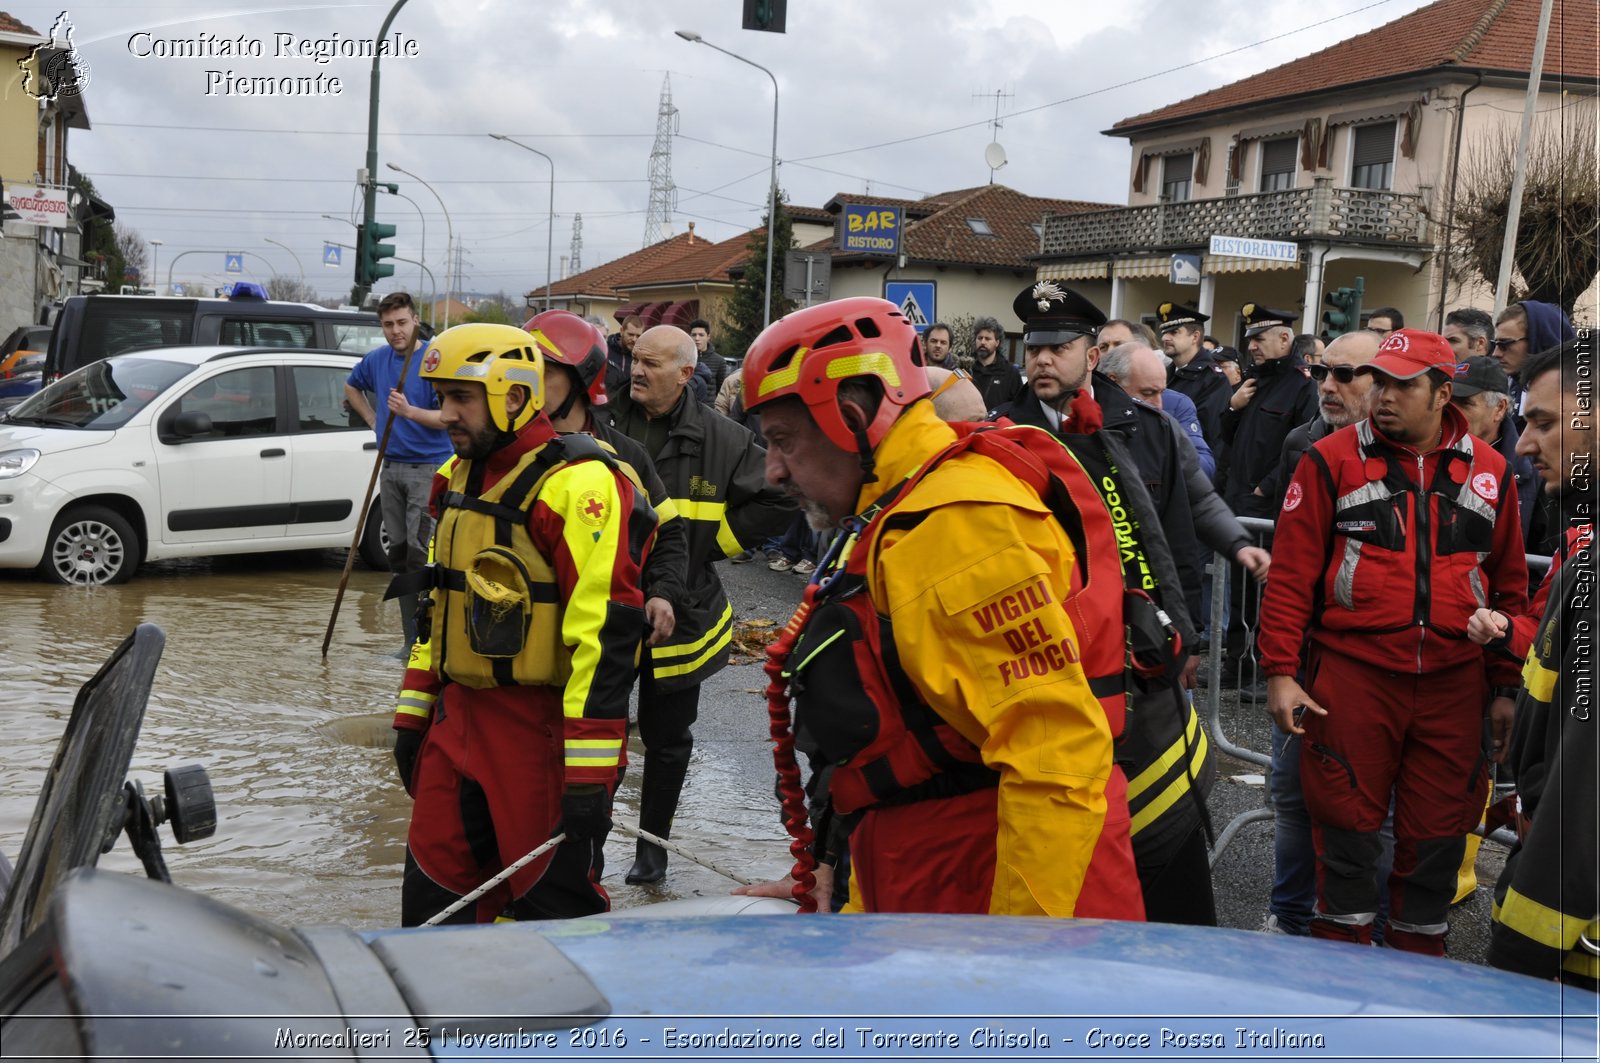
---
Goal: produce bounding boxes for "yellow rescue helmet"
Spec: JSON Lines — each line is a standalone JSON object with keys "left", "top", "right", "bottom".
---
{"left": 420, "top": 323, "right": 546, "bottom": 433}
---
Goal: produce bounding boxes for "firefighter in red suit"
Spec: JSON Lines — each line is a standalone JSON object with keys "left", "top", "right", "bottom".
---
{"left": 1259, "top": 329, "right": 1529, "bottom": 955}
{"left": 390, "top": 323, "right": 656, "bottom": 926}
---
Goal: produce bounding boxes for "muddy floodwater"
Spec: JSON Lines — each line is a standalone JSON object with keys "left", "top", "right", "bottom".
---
{"left": 0, "top": 552, "right": 793, "bottom": 930}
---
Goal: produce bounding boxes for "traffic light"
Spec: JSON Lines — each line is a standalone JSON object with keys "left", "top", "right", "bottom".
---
{"left": 357, "top": 220, "right": 397, "bottom": 287}
{"left": 1321, "top": 276, "right": 1366, "bottom": 338}
{"left": 742, "top": 0, "right": 786, "bottom": 32}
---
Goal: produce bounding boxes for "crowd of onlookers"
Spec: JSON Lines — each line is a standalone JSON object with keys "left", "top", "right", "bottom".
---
{"left": 695, "top": 293, "right": 1589, "bottom": 985}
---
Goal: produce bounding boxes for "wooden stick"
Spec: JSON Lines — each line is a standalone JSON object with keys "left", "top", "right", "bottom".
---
{"left": 320, "top": 344, "right": 421, "bottom": 658}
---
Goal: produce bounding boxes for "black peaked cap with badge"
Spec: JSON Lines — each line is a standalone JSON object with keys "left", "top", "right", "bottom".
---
{"left": 1014, "top": 281, "right": 1107, "bottom": 346}
{"left": 1156, "top": 301, "right": 1210, "bottom": 333}
{"left": 1240, "top": 302, "right": 1298, "bottom": 337}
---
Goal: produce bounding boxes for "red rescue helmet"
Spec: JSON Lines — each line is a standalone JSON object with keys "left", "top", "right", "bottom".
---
{"left": 523, "top": 310, "right": 609, "bottom": 412}
{"left": 741, "top": 297, "right": 929, "bottom": 454}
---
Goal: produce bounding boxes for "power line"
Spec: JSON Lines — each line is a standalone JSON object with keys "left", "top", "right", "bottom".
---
{"left": 673, "top": 133, "right": 930, "bottom": 196}
{"left": 790, "top": 0, "right": 1402, "bottom": 163}
{"left": 87, "top": 172, "right": 645, "bottom": 186}
{"left": 94, "top": 121, "right": 653, "bottom": 138}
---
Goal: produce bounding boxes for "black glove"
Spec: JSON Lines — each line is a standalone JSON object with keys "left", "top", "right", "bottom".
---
{"left": 557, "top": 784, "right": 612, "bottom": 843}
{"left": 394, "top": 729, "right": 423, "bottom": 796}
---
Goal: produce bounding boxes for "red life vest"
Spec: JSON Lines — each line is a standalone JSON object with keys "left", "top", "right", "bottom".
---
{"left": 785, "top": 423, "right": 1135, "bottom": 815}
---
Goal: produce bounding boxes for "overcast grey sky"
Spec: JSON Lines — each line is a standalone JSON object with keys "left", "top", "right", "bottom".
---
{"left": 28, "top": 0, "right": 1439, "bottom": 300}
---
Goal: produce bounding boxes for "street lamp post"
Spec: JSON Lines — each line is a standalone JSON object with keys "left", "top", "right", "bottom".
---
{"left": 675, "top": 30, "right": 779, "bottom": 328}
{"left": 488, "top": 134, "right": 555, "bottom": 312}
{"left": 388, "top": 162, "right": 454, "bottom": 328}
{"left": 166, "top": 249, "right": 267, "bottom": 294}
{"left": 264, "top": 237, "right": 304, "bottom": 287}
{"left": 149, "top": 239, "right": 163, "bottom": 294}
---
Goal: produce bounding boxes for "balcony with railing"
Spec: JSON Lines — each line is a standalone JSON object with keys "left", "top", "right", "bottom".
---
{"left": 1040, "top": 177, "right": 1430, "bottom": 259}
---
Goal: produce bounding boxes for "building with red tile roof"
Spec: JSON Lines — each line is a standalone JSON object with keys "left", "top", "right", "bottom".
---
{"left": 526, "top": 214, "right": 835, "bottom": 337}
{"left": 1038, "top": 0, "right": 1598, "bottom": 341}
{"left": 809, "top": 184, "right": 1112, "bottom": 352}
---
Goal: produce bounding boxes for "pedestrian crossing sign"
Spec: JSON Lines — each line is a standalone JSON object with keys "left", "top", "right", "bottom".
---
{"left": 323, "top": 244, "right": 341, "bottom": 268}
{"left": 884, "top": 281, "right": 935, "bottom": 333}
{"left": 224, "top": 253, "right": 243, "bottom": 274}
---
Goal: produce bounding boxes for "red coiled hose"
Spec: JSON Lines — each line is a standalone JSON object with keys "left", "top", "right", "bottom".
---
{"left": 764, "top": 589, "right": 820, "bottom": 913}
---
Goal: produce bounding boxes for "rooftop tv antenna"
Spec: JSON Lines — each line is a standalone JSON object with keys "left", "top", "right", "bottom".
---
{"left": 974, "top": 86, "right": 1013, "bottom": 184}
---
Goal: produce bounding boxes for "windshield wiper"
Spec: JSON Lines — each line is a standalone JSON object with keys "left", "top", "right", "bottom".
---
{"left": 8, "top": 414, "right": 84, "bottom": 428}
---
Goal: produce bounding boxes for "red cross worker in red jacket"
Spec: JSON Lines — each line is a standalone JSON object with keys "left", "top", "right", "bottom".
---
{"left": 1258, "top": 329, "right": 1530, "bottom": 956}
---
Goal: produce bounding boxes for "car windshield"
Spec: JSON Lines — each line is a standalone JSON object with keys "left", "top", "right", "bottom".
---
{"left": 6, "top": 357, "right": 194, "bottom": 430}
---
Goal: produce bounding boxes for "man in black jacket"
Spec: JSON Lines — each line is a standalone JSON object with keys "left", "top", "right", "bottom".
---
{"left": 604, "top": 315, "right": 645, "bottom": 402}
{"left": 599, "top": 324, "right": 794, "bottom": 884}
{"left": 1219, "top": 303, "right": 1319, "bottom": 683}
{"left": 688, "top": 318, "right": 726, "bottom": 400}
{"left": 1157, "top": 301, "right": 1231, "bottom": 450}
{"left": 1488, "top": 338, "right": 1598, "bottom": 987}
{"left": 971, "top": 314, "right": 1023, "bottom": 411}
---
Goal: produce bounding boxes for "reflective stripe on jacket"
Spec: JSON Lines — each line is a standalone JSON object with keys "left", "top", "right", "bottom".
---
{"left": 600, "top": 389, "right": 794, "bottom": 691}
{"left": 1259, "top": 405, "right": 1530, "bottom": 685}
{"left": 1489, "top": 543, "right": 1600, "bottom": 987}
{"left": 392, "top": 421, "right": 653, "bottom": 785}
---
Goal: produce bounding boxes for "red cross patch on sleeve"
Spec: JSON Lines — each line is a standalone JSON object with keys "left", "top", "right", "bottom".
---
{"left": 577, "top": 490, "right": 611, "bottom": 527}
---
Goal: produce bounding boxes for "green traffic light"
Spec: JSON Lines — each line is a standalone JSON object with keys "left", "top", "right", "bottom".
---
{"left": 1320, "top": 279, "right": 1365, "bottom": 338}
{"left": 357, "top": 220, "right": 399, "bottom": 286}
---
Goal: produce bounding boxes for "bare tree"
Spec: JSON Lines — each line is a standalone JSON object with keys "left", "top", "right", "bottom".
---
{"left": 114, "top": 223, "right": 147, "bottom": 285}
{"left": 1450, "top": 100, "right": 1600, "bottom": 315}
{"left": 267, "top": 276, "right": 319, "bottom": 303}
{"left": 945, "top": 312, "right": 978, "bottom": 370}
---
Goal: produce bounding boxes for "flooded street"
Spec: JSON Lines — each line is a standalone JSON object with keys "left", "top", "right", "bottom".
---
{"left": 0, "top": 551, "right": 1505, "bottom": 966}
{"left": 0, "top": 551, "right": 796, "bottom": 931}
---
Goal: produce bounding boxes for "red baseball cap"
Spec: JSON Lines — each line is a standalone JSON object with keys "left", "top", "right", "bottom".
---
{"left": 1363, "top": 328, "right": 1458, "bottom": 381}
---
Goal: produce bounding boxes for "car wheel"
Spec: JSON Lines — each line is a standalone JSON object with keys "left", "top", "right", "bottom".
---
{"left": 42, "top": 505, "right": 139, "bottom": 586}
{"left": 358, "top": 504, "right": 391, "bottom": 570}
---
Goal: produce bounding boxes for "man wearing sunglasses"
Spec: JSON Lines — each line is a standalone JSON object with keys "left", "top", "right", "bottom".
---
{"left": 1259, "top": 329, "right": 1530, "bottom": 957}
{"left": 1492, "top": 301, "right": 1576, "bottom": 425}
{"left": 1257, "top": 331, "right": 1381, "bottom": 513}
{"left": 1251, "top": 329, "right": 1380, "bottom": 936}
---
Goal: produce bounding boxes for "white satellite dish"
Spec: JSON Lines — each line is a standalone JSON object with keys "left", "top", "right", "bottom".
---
{"left": 984, "top": 141, "right": 1008, "bottom": 171}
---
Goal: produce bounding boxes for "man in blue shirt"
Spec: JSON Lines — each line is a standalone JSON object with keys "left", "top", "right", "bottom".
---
{"left": 343, "top": 292, "right": 452, "bottom": 656}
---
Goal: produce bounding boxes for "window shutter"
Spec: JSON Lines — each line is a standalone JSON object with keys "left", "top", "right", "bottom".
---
{"left": 1262, "top": 138, "right": 1297, "bottom": 175}
{"left": 1352, "top": 122, "right": 1395, "bottom": 167}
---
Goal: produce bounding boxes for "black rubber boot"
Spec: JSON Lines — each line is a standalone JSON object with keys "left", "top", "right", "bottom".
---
{"left": 624, "top": 747, "right": 691, "bottom": 884}
{"left": 392, "top": 592, "right": 418, "bottom": 660}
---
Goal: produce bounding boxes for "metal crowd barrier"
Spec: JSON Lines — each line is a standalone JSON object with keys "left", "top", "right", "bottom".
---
{"left": 1200, "top": 515, "right": 1553, "bottom": 864}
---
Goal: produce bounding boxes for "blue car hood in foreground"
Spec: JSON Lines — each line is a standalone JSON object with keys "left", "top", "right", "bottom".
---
{"left": 1, "top": 869, "right": 1594, "bottom": 1061}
